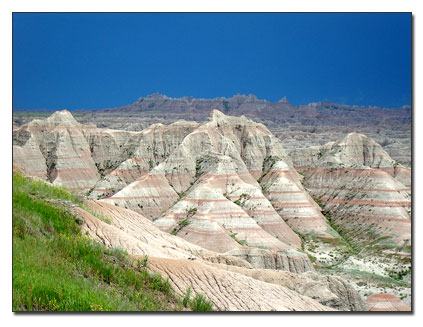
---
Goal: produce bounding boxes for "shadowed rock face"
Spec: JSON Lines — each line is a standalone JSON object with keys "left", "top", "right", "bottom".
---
{"left": 86, "top": 120, "right": 199, "bottom": 198}
{"left": 289, "top": 133, "right": 411, "bottom": 247}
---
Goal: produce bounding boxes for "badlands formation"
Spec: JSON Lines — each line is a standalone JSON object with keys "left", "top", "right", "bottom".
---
{"left": 13, "top": 109, "right": 411, "bottom": 311}
{"left": 290, "top": 132, "right": 411, "bottom": 246}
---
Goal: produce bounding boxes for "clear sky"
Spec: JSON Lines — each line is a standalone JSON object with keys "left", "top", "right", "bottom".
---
{"left": 13, "top": 13, "right": 411, "bottom": 110}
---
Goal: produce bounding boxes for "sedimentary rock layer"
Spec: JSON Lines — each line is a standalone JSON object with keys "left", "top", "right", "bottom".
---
{"left": 289, "top": 133, "right": 411, "bottom": 246}
{"left": 13, "top": 110, "right": 100, "bottom": 192}
{"left": 70, "top": 200, "right": 346, "bottom": 311}
{"left": 366, "top": 294, "right": 411, "bottom": 311}
{"left": 147, "top": 257, "right": 333, "bottom": 311}
{"left": 259, "top": 159, "right": 340, "bottom": 239}
{"left": 78, "top": 200, "right": 251, "bottom": 267}
{"left": 13, "top": 110, "right": 197, "bottom": 195}
{"left": 102, "top": 110, "right": 330, "bottom": 270}
{"left": 212, "top": 263, "right": 365, "bottom": 311}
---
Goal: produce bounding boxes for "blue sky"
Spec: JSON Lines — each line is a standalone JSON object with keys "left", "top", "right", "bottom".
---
{"left": 13, "top": 13, "right": 411, "bottom": 110}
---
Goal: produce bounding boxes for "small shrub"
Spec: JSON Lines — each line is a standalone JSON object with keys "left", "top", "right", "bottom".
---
{"left": 190, "top": 294, "right": 213, "bottom": 311}
{"left": 187, "top": 207, "right": 197, "bottom": 215}
{"left": 141, "top": 255, "right": 149, "bottom": 268}
{"left": 183, "top": 287, "right": 192, "bottom": 306}
{"left": 171, "top": 219, "right": 190, "bottom": 236}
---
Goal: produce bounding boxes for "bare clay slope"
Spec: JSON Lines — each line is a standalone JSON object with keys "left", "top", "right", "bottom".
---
{"left": 72, "top": 199, "right": 361, "bottom": 311}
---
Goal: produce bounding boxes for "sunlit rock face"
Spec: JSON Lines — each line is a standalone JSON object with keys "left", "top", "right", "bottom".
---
{"left": 14, "top": 109, "right": 410, "bottom": 275}
{"left": 290, "top": 132, "right": 396, "bottom": 169}
{"left": 289, "top": 133, "right": 411, "bottom": 247}
{"left": 13, "top": 110, "right": 100, "bottom": 192}
{"left": 13, "top": 110, "right": 197, "bottom": 194}
{"left": 102, "top": 109, "right": 322, "bottom": 271}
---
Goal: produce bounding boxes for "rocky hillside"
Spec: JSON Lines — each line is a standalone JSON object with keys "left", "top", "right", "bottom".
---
{"left": 13, "top": 110, "right": 336, "bottom": 271}
{"left": 13, "top": 93, "right": 411, "bottom": 166}
{"left": 288, "top": 133, "right": 411, "bottom": 306}
{"left": 13, "top": 109, "right": 411, "bottom": 311}
{"left": 289, "top": 132, "right": 411, "bottom": 247}
{"left": 14, "top": 169, "right": 368, "bottom": 311}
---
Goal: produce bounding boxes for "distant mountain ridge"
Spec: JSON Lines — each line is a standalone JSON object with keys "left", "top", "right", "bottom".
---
{"left": 88, "top": 93, "right": 411, "bottom": 126}
{"left": 14, "top": 93, "right": 411, "bottom": 127}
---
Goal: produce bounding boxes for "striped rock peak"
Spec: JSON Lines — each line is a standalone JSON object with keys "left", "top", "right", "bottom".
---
{"left": 207, "top": 109, "right": 293, "bottom": 178}
{"left": 288, "top": 132, "right": 411, "bottom": 248}
{"left": 155, "top": 153, "right": 301, "bottom": 246}
{"left": 260, "top": 159, "right": 341, "bottom": 239}
{"left": 13, "top": 109, "right": 100, "bottom": 192}
{"left": 155, "top": 109, "right": 293, "bottom": 194}
{"left": 137, "top": 152, "right": 310, "bottom": 271}
{"left": 44, "top": 109, "right": 79, "bottom": 124}
{"left": 97, "top": 110, "right": 323, "bottom": 271}
{"left": 22, "top": 109, "right": 81, "bottom": 130}
{"left": 13, "top": 110, "right": 198, "bottom": 195}
{"left": 290, "top": 132, "right": 396, "bottom": 169}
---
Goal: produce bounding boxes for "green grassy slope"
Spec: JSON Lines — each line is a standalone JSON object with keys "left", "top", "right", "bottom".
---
{"left": 12, "top": 172, "right": 212, "bottom": 311}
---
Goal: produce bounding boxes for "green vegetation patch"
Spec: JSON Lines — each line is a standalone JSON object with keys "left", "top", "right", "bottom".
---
{"left": 233, "top": 193, "right": 251, "bottom": 207}
{"left": 13, "top": 172, "right": 82, "bottom": 206}
{"left": 13, "top": 172, "right": 213, "bottom": 311}
{"left": 171, "top": 218, "right": 191, "bottom": 235}
{"left": 257, "top": 155, "right": 280, "bottom": 184}
{"left": 230, "top": 232, "right": 248, "bottom": 246}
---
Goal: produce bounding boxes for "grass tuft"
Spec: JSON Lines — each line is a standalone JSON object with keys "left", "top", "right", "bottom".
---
{"left": 189, "top": 294, "right": 213, "bottom": 311}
